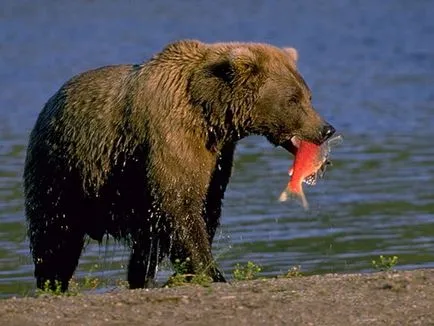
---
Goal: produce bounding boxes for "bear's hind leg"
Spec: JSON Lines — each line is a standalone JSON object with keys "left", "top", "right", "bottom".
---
{"left": 29, "top": 221, "right": 85, "bottom": 292}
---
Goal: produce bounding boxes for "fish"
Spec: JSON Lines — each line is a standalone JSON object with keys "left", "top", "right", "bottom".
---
{"left": 279, "top": 135, "right": 342, "bottom": 209}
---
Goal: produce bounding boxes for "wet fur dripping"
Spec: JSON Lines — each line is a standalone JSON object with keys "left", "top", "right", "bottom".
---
{"left": 24, "top": 40, "right": 334, "bottom": 291}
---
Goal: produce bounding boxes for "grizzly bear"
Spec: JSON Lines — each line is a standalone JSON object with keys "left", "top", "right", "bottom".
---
{"left": 24, "top": 40, "right": 335, "bottom": 291}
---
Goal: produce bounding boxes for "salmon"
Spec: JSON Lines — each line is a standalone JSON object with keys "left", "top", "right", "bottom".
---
{"left": 279, "top": 135, "right": 342, "bottom": 209}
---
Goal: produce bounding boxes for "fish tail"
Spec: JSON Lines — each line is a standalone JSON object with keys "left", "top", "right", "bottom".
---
{"left": 278, "top": 188, "right": 309, "bottom": 210}
{"left": 298, "top": 191, "right": 309, "bottom": 210}
{"left": 278, "top": 189, "right": 289, "bottom": 202}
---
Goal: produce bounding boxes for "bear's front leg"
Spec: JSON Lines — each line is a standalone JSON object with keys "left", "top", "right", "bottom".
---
{"left": 127, "top": 230, "right": 162, "bottom": 289}
{"left": 168, "top": 208, "right": 226, "bottom": 283}
{"left": 150, "top": 138, "right": 226, "bottom": 283}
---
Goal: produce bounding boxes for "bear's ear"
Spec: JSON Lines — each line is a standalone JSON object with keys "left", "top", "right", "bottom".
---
{"left": 282, "top": 47, "right": 299, "bottom": 63}
{"left": 229, "top": 47, "right": 260, "bottom": 75}
{"left": 207, "top": 58, "right": 234, "bottom": 83}
{"left": 207, "top": 47, "right": 259, "bottom": 83}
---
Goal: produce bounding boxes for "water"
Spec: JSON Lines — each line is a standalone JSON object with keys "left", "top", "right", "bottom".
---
{"left": 1, "top": 0, "right": 434, "bottom": 297}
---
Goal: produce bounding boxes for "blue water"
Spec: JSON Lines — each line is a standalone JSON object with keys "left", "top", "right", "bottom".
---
{"left": 1, "top": 0, "right": 434, "bottom": 297}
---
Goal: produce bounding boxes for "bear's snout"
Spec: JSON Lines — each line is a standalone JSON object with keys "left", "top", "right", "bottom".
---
{"left": 320, "top": 123, "right": 335, "bottom": 143}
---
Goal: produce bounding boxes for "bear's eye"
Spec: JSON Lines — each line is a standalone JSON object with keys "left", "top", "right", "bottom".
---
{"left": 288, "top": 96, "right": 298, "bottom": 105}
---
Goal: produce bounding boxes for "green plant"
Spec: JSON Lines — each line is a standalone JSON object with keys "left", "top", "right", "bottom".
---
{"left": 116, "top": 279, "right": 130, "bottom": 289}
{"left": 166, "top": 258, "right": 213, "bottom": 287}
{"left": 190, "top": 273, "right": 213, "bottom": 287}
{"left": 166, "top": 274, "right": 186, "bottom": 287}
{"left": 33, "top": 263, "right": 133, "bottom": 296}
{"left": 173, "top": 258, "right": 190, "bottom": 275}
{"left": 232, "top": 261, "right": 262, "bottom": 281}
{"left": 35, "top": 279, "right": 77, "bottom": 297}
{"left": 68, "top": 277, "right": 81, "bottom": 295}
{"left": 283, "top": 265, "right": 303, "bottom": 278}
{"left": 371, "top": 255, "right": 399, "bottom": 271}
{"left": 41, "top": 280, "right": 62, "bottom": 296}
{"left": 83, "top": 264, "right": 101, "bottom": 290}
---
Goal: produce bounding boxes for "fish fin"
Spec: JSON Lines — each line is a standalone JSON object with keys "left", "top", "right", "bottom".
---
{"left": 278, "top": 189, "right": 289, "bottom": 202}
{"left": 298, "top": 191, "right": 309, "bottom": 210}
{"left": 278, "top": 189, "right": 309, "bottom": 210}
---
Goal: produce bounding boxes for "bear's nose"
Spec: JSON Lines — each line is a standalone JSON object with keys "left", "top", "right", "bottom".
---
{"left": 321, "top": 123, "right": 336, "bottom": 142}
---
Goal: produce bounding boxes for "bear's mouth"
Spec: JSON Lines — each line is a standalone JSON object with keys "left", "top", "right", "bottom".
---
{"left": 280, "top": 134, "right": 331, "bottom": 156}
{"left": 280, "top": 136, "right": 302, "bottom": 156}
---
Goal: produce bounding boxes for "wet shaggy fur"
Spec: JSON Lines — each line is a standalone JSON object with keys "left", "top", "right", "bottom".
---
{"left": 24, "top": 40, "right": 333, "bottom": 291}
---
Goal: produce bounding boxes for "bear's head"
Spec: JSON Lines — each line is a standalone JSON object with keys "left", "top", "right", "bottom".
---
{"left": 182, "top": 40, "right": 335, "bottom": 155}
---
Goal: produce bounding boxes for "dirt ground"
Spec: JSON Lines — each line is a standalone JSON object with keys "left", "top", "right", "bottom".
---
{"left": 1, "top": 269, "right": 434, "bottom": 326}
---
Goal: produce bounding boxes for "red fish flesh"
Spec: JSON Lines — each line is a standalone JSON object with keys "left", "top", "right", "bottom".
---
{"left": 279, "top": 135, "right": 342, "bottom": 209}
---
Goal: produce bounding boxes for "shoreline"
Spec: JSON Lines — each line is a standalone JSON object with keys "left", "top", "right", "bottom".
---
{"left": 1, "top": 269, "right": 434, "bottom": 325}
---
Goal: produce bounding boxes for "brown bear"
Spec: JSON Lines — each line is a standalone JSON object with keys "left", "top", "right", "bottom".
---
{"left": 23, "top": 40, "right": 335, "bottom": 292}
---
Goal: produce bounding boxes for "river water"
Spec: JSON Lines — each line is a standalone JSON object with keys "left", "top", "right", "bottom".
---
{"left": 1, "top": 0, "right": 434, "bottom": 297}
